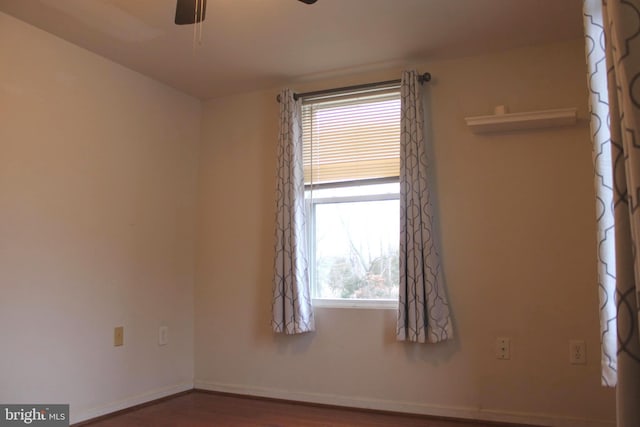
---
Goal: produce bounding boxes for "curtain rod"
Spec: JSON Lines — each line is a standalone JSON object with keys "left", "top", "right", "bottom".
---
{"left": 276, "top": 72, "right": 431, "bottom": 103}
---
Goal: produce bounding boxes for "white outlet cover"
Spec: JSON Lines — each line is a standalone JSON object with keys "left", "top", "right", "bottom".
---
{"left": 159, "top": 326, "right": 168, "bottom": 346}
{"left": 569, "top": 340, "right": 586, "bottom": 364}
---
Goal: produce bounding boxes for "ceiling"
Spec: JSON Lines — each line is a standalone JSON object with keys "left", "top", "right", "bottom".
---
{"left": 0, "top": 0, "right": 584, "bottom": 99}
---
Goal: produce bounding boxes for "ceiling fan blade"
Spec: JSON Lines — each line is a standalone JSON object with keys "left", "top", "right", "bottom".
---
{"left": 175, "top": 0, "right": 207, "bottom": 25}
{"left": 175, "top": 0, "right": 311, "bottom": 26}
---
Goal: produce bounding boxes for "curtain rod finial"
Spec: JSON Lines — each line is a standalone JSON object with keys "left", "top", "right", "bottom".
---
{"left": 276, "top": 93, "right": 298, "bottom": 103}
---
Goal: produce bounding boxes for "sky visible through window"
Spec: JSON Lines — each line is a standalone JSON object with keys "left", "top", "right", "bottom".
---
{"left": 308, "top": 183, "right": 399, "bottom": 300}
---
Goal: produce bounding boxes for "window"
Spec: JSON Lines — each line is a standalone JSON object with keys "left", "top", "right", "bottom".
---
{"left": 302, "top": 87, "right": 401, "bottom": 307}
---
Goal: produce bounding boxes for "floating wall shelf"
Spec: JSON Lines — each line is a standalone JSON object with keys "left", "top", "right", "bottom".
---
{"left": 465, "top": 107, "right": 577, "bottom": 133}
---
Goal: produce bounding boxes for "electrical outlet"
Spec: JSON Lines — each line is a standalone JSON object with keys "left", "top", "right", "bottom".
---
{"left": 114, "top": 326, "right": 124, "bottom": 347}
{"left": 570, "top": 340, "right": 586, "bottom": 364}
{"left": 496, "top": 337, "right": 511, "bottom": 360}
{"left": 158, "top": 326, "right": 168, "bottom": 346}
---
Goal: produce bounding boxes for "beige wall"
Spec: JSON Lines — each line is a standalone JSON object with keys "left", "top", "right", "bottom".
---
{"left": 195, "top": 39, "right": 616, "bottom": 426}
{"left": 0, "top": 9, "right": 616, "bottom": 427}
{"left": 0, "top": 13, "right": 200, "bottom": 423}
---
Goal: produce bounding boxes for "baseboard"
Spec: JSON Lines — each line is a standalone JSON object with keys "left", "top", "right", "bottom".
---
{"left": 71, "top": 381, "right": 194, "bottom": 424}
{"left": 194, "top": 380, "right": 614, "bottom": 427}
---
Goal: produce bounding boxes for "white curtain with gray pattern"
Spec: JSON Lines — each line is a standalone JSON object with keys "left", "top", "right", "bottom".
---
{"left": 271, "top": 89, "right": 315, "bottom": 335}
{"left": 583, "top": 0, "right": 618, "bottom": 388}
{"left": 584, "top": 1, "right": 640, "bottom": 424}
{"left": 397, "top": 70, "right": 453, "bottom": 343}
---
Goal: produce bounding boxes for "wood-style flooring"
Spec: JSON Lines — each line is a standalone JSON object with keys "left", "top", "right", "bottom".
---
{"left": 76, "top": 390, "right": 539, "bottom": 427}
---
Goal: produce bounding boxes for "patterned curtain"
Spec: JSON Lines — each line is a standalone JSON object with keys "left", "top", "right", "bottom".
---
{"left": 271, "top": 89, "right": 315, "bottom": 335}
{"left": 583, "top": 0, "right": 618, "bottom": 388}
{"left": 583, "top": 1, "right": 640, "bottom": 424}
{"left": 397, "top": 70, "right": 453, "bottom": 343}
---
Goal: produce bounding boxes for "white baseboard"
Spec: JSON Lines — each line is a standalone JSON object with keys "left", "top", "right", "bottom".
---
{"left": 71, "top": 381, "right": 194, "bottom": 424}
{"left": 194, "top": 380, "right": 614, "bottom": 427}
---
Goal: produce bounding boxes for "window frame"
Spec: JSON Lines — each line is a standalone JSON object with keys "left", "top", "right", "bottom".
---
{"left": 301, "top": 87, "right": 402, "bottom": 309}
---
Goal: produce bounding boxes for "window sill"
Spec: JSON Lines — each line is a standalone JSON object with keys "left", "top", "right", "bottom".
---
{"left": 312, "top": 298, "right": 398, "bottom": 310}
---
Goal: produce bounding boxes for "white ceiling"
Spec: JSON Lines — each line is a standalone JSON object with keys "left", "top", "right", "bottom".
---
{"left": 0, "top": 0, "right": 584, "bottom": 99}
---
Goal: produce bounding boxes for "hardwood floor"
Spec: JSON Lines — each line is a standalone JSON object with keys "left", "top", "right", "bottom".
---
{"left": 76, "top": 390, "right": 539, "bottom": 427}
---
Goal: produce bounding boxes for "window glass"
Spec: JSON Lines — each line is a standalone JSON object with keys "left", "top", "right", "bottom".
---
{"left": 313, "top": 196, "right": 399, "bottom": 300}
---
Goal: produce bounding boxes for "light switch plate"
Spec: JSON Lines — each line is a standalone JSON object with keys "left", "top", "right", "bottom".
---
{"left": 496, "top": 337, "right": 511, "bottom": 360}
{"left": 114, "top": 326, "right": 124, "bottom": 347}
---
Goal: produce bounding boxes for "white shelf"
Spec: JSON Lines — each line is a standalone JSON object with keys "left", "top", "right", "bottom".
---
{"left": 465, "top": 108, "right": 577, "bottom": 133}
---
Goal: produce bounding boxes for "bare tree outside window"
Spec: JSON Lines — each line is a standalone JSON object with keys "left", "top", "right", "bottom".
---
{"left": 313, "top": 198, "right": 399, "bottom": 300}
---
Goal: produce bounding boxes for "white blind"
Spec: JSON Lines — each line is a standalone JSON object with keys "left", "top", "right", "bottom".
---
{"left": 302, "top": 89, "right": 401, "bottom": 186}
